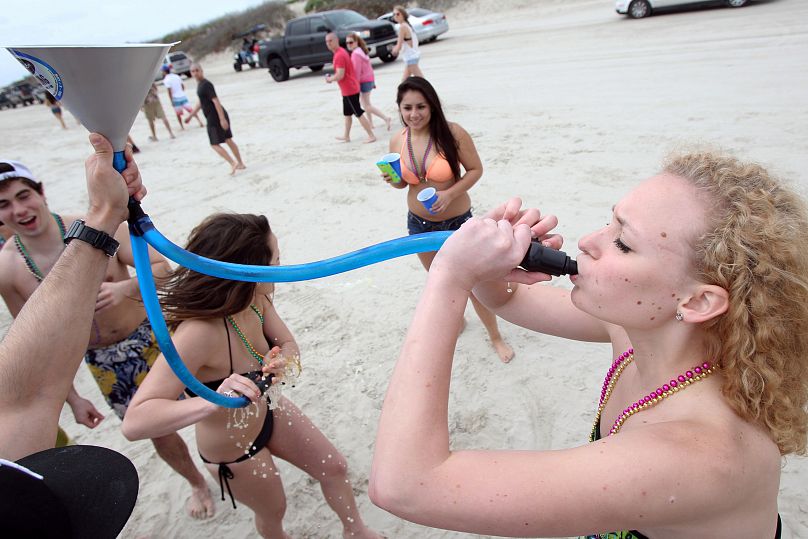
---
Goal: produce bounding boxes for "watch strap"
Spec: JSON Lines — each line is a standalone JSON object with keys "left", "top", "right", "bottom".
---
{"left": 63, "top": 220, "right": 119, "bottom": 257}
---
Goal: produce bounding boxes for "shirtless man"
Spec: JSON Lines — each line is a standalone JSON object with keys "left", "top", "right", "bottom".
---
{"left": 0, "top": 156, "right": 215, "bottom": 519}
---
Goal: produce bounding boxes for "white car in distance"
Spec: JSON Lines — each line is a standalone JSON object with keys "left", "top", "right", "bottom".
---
{"left": 616, "top": 0, "right": 749, "bottom": 19}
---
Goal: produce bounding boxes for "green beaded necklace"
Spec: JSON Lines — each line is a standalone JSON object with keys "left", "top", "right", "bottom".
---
{"left": 14, "top": 213, "right": 66, "bottom": 281}
{"left": 226, "top": 305, "right": 266, "bottom": 365}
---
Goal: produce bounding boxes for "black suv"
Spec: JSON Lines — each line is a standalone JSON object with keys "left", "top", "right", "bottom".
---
{"left": 258, "top": 9, "right": 397, "bottom": 82}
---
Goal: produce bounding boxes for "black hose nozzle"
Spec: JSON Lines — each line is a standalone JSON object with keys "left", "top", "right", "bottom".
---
{"left": 519, "top": 241, "right": 578, "bottom": 276}
{"left": 246, "top": 372, "right": 275, "bottom": 396}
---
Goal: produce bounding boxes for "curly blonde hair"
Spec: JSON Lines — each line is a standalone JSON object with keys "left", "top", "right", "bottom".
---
{"left": 665, "top": 151, "right": 808, "bottom": 455}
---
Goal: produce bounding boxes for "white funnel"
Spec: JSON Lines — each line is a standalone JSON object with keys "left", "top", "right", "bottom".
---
{"left": 6, "top": 44, "right": 174, "bottom": 151}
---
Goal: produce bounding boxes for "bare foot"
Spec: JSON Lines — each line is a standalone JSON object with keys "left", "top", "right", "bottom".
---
{"left": 335, "top": 136, "right": 350, "bottom": 142}
{"left": 230, "top": 164, "right": 238, "bottom": 176}
{"left": 236, "top": 163, "right": 247, "bottom": 170}
{"left": 492, "top": 338, "right": 515, "bottom": 363}
{"left": 343, "top": 525, "right": 386, "bottom": 539}
{"left": 186, "top": 485, "right": 215, "bottom": 519}
{"left": 385, "top": 117, "right": 392, "bottom": 131}
{"left": 170, "top": 134, "right": 176, "bottom": 139}
{"left": 364, "top": 136, "right": 377, "bottom": 144}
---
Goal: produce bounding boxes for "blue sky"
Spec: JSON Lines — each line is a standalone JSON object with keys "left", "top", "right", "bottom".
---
{"left": 0, "top": 0, "right": 269, "bottom": 87}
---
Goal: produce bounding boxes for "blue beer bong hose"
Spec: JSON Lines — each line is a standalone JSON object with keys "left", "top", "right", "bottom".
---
{"left": 120, "top": 152, "right": 577, "bottom": 408}
{"left": 122, "top": 148, "right": 451, "bottom": 407}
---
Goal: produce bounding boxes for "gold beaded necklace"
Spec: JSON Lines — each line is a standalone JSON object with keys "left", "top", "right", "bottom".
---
{"left": 590, "top": 348, "right": 715, "bottom": 441}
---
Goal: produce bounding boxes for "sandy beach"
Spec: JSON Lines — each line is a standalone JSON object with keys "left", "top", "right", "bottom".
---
{"left": 1, "top": 0, "right": 807, "bottom": 537}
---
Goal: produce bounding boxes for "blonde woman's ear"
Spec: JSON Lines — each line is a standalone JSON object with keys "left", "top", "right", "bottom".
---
{"left": 678, "top": 284, "right": 729, "bottom": 323}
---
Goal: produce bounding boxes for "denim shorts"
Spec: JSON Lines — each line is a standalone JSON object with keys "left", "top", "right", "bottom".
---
{"left": 360, "top": 81, "right": 375, "bottom": 93}
{"left": 407, "top": 209, "right": 473, "bottom": 235}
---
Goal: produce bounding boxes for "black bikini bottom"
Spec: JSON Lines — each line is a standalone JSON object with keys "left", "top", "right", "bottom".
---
{"left": 200, "top": 408, "right": 274, "bottom": 509}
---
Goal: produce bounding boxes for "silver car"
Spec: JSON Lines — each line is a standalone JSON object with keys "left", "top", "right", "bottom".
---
{"left": 378, "top": 7, "right": 449, "bottom": 43}
{"left": 616, "top": 0, "right": 749, "bottom": 18}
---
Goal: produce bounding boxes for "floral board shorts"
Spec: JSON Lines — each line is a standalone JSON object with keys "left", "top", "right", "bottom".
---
{"left": 84, "top": 319, "right": 161, "bottom": 420}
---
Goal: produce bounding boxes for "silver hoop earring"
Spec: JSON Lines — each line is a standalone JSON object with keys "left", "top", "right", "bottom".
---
{"left": 675, "top": 312, "right": 684, "bottom": 322}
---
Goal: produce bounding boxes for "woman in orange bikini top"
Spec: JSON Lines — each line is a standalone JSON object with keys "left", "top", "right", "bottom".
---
{"left": 380, "top": 76, "right": 515, "bottom": 363}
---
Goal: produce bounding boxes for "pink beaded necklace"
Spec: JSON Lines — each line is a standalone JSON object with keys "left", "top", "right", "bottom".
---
{"left": 589, "top": 348, "right": 715, "bottom": 441}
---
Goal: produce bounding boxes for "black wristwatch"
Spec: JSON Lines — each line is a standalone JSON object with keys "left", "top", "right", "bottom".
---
{"left": 64, "top": 219, "right": 120, "bottom": 257}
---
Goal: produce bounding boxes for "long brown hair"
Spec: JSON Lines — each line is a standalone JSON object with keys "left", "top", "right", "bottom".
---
{"left": 396, "top": 77, "right": 462, "bottom": 180}
{"left": 159, "top": 213, "right": 273, "bottom": 324}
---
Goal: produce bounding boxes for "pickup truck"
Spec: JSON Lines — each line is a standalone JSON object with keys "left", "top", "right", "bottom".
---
{"left": 258, "top": 9, "right": 398, "bottom": 82}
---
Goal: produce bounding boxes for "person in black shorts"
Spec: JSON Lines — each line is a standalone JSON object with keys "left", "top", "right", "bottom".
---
{"left": 186, "top": 64, "right": 246, "bottom": 175}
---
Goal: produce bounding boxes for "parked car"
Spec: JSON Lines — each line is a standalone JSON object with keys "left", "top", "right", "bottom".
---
{"left": 258, "top": 9, "right": 397, "bottom": 82}
{"left": 377, "top": 7, "right": 449, "bottom": 42}
{"left": 162, "top": 51, "right": 193, "bottom": 78}
{"left": 0, "top": 92, "right": 20, "bottom": 110}
{"left": 616, "top": 0, "right": 749, "bottom": 18}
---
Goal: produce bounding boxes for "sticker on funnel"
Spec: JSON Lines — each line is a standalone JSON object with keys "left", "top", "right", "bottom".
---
{"left": 10, "top": 50, "right": 64, "bottom": 100}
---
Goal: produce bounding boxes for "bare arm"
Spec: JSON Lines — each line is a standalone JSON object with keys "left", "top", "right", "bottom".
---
{"left": 327, "top": 67, "right": 346, "bottom": 83}
{"left": 445, "top": 123, "right": 482, "bottom": 196}
{"left": 185, "top": 103, "right": 202, "bottom": 124}
{"left": 123, "top": 319, "right": 263, "bottom": 440}
{"left": 211, "top": 96, "right": 228, "bottom": 130}
{"left": 94, "top": 222, "right": 170, "bottom": 311}
{"left": 0, "top": 260, "right": 29, "bottom": 319}
{"left": 260, "top": 294, "right": 300, "bottom": 364}
{"left": 370, "top": 230, "right": 751, "bottom": 536}
{"left": 0, "top": 134, "right": 145, "bottom": 460}
{"left": 428, "top": 124, "right": 483, "bottom": 214}
{"left": 392, "top": 25, "right": 406, "bottom": 56}
{"left": 122, "top": 343, "right": 217, "bottom": 440}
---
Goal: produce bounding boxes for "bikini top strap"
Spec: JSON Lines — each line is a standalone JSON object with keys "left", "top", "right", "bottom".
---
{"left": 222, "top": 317, "right": 234, "bottom": 375}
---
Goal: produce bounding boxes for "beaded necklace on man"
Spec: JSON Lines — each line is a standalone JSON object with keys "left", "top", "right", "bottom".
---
{"left": 13, "top": 212, "right": 66, "bottom": 281}
{"left": 14, "top": 212, "right": 105, "bottom": 345}
{"left": 590, "top": 348, "right": 715, "bottom": 441}
{"left": 406, "top": 126, "right": 433, "bottom": 183}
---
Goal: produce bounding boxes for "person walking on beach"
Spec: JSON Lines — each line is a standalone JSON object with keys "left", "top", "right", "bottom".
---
{"left": 390, "top": 6, "right": 423, "bottom": 81}
{"left": 186, "top": 63, "right": 246, "bottom": 176}
{"left": 0, "top": 158, "right": 216, "bottom": 519}
{"left": 162, "top": 65, "right": 202, "bottom": 130}
{"left": 123, "top": 213, "right": 384, "bottom": 539}
{"left": 371, "top": 152, "right": 805, "bottom": 538}
{"left": 44, "top": 92, "right": 67, "bottom": 130}
{"left": 380, "top": 76, "right": 514, "bottom": 362}
{"left": 142, "top": 82, "right": 175, "bottom": 141}
{"left": 324, "top": 32, "right": 376, "bottom": 144}
{"left": 346, "top": 33, "right": 392, "bottom": 131}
